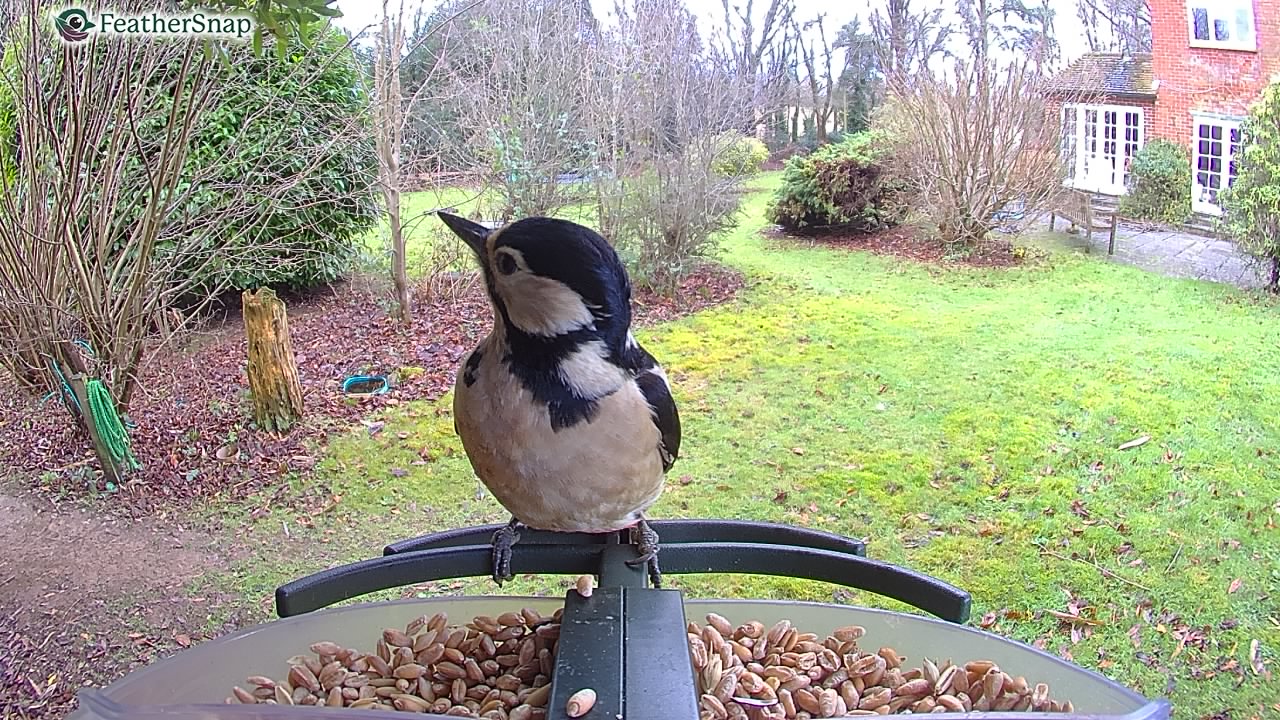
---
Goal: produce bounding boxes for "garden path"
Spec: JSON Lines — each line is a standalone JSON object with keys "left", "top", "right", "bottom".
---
{"left": 1066, "top": 221, "right": 1267, "bottom": 289}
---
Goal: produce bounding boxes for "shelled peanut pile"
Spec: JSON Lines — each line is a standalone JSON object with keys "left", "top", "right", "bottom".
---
{"left": 228, "top": 605, "right": 1077, "bottom": 718}
{"left": 689, "top": 613, "right": 1075, "bottom": 719}
{"left": 228, "top": 608, "right": 561, "bottom": 718}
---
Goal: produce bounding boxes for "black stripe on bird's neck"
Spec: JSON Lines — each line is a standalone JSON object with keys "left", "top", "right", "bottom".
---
{"left": 485, "top": 280, "right": 632, "bottom": 431}
{"left": 502, "top": 325, "right": 607, "bottom": 431}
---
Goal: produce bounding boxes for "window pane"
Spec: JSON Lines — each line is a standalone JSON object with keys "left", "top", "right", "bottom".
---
{"left": 1198, "top": 124, "right": 1211, "bottom": 139}
{"left": 1199, "top": 139, "right": 1211, "bottom": 156}
{"left": 1235, "top": 9, "right": 1250, "bottom": 40}
{"left": 1214, "top": 18, "right": 1229, "bottom": 41}
{"left": 1211, "top": 125, "right": 1222, "bottom": 141}
{"left": 1198, "top": 156, "right": 1211, "bottom": 171}
{"left": 1210, "top": 157, "right": 1221, "bottom": 173}
{"left": 1192, "top": 7, "right": 1210, "bottom": 39}
{"left": 1211, "top": 141, "right": 1222, "bottom": 157}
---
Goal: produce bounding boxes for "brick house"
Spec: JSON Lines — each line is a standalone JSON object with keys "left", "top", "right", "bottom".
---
{"left": 1047, "top": 0, "right": 1280, "bottom": 216}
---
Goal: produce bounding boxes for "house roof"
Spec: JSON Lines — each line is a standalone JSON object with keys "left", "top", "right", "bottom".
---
{"left": 1045, "top": 53, "right": 1155, "bottom": 99}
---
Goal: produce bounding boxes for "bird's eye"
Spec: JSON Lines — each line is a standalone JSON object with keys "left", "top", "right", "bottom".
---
{"left": 496, "top": 252, "right": 518, "bottom": 276}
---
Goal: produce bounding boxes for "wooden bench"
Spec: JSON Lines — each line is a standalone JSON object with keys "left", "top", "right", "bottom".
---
{"left": 1048, "top": 188, "right": 1120, "bottom": 255}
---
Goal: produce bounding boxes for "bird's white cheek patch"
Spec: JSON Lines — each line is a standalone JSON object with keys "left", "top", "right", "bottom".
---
{"left": 501, "top": 274, "right": 595, "bottom": 336}
{"left": 559, "top": 340, "right": 624, "bottom": 399}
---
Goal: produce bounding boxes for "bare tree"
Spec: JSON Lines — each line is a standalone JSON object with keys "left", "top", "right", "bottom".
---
{"left": 0, "top": 4, "right": 377, "bottom": 407}
{"left": 0, "top": 9, "right": 217, "bottom": 405}
{"left": 1077, "top": 0, "right": 1151, "bottom": 54}
{"left": 374, "top": 0, "right": 411, "bottom": 323}
{"left": 712, "top": 0, "right": 799, "bottom": 133}
{"left": 880, "top": 58, "right": 1080, "bottom": 247}
{"left": 958, "top": 0, "right": 1058, "bottom": 76}
{"left": 869, "top": 0, "right": 951, "bottom": 84}
{"left": 834, "top": 16, "right": 882, "bottom": 134}
{"left": 438, "top": 0, "right": 601, "bottom": 221}
{"left": 794, "top": 15, "right": 837, "bottom": 144}
{"left": 589, "top": 0, "right": 746, "bottom": 290}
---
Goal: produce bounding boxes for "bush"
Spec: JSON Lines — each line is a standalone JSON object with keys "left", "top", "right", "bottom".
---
{"left": 1220, "top": 82, "right": 1280, "bottom": 292}
{"left": 170, "top": 28, "right": 380, "bottom": 294}
{"left": 1118, "top": 139, "right": 1192, "bottom": 224}
{"left": 766, "top": 131, "right": 907, "bottom": 231}
{"left": 709, "top": 131, "right": 768, "bottom": 177}
{"left": 596, "top": 160, "right": 741, "bottom": 291}
{"left": 873, "top": 61, "right": 1065, "bottom": 247}
{"left": 0, "top": 25, "right": 379, "bottom": 297}
{"left": 797, "top": 130, "right": 847, "bottom": 154}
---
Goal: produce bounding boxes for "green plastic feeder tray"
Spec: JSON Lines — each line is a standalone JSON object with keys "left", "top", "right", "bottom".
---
{"left": 69, "top": 521, "right": 1171, "bottom": 720}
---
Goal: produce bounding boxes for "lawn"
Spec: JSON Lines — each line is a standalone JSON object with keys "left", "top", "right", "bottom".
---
{"left": 209, "top": 173, "right": 1279, "bottom": 720}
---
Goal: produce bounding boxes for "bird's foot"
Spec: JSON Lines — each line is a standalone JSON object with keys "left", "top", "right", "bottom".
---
{"left": 625, "top": 517, "right": 662, "bottom": 588}
{"left": 491, "top": 516, "right": 523, "bottom": 586}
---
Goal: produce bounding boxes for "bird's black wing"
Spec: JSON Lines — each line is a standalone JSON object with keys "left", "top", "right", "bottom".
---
{"left": 623, "top": 342, "right": 681, "bottom": 472}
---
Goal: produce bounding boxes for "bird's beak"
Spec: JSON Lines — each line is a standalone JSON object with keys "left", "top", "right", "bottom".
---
{"left": 437, "top": 211, "right": 491, "bottom": 256}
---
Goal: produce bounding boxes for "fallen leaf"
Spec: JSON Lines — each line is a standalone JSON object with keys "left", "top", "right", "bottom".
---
{"left": 1118, "top": 435, "right": 1150, "bottom": 451}
{"left": 790, "top": 447, "right": 805, "bottom": 456}
{"left": 678, "top": 475, "right": 693, "bottom": 486}
{"left": 772, "top": 490, "right": 788, "bottom": 504}
{"left": 389, "top": 467, "right": 408, "bottom": 478}
{"left": 1229, "top": 578, "right": 1242, "bottom": 594}
{"left": 1250, "top": 639, "right": 1265, "bottom": 675}
{"left": 214, "top": 443, "right": 237, "bottom": 461}
{"left": 174, "top": 634, "right": 191, "bottom": 648}
{"left": 1048, "top": 610, "right": 1104, "bottom": 627}
{"left": 363, "top": 420, "right": 385, "bottom": 436}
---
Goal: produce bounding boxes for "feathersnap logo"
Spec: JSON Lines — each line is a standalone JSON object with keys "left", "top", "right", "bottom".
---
{"left": 55, "top": 8, "right": 94, "bottom": 41}
{"left": 54, "top": 7, "right": 254, "bottom": 43}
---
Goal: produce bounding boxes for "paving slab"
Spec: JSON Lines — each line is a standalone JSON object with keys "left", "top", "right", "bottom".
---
{"left": 1052, "top": 219, "right": 1268, "bottom": 290}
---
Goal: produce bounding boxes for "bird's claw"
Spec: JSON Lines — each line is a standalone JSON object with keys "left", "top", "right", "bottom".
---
{"left": 491, "top": 517, "right": 522, "bottom": 586}
{"left": 625, "top": 518, "right": 662, "bottom": 588}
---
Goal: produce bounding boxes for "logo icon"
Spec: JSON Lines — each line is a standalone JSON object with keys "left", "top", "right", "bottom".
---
{"left": 55, "top": 8, "right": 94, "bottom": 42}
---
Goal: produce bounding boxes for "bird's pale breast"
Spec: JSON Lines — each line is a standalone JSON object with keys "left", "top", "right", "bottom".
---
{"left": 453, "top": 337, "right": 666, "bottom": 533}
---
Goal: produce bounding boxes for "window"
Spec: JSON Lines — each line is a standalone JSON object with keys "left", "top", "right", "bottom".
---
{"left": 1060, "top": 103, "right": 1145, "bottom": 195}
{"left": 1191, "top": 115, "right": 1243, "bottom": 215}
{"left": 1187, "top": 0, "right": 1255, "bottom": 50}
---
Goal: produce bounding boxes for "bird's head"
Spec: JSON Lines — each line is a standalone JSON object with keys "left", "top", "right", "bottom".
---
{"left": 437, "top": 212, "right": 632, "bottom": 343}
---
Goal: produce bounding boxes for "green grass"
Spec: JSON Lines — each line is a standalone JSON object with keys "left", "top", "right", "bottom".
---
{"left": 357, "top": 185, "right": 601, "bottom": 278}
{"left": 208, "top": 173, "right": 1280, "bottom": 719}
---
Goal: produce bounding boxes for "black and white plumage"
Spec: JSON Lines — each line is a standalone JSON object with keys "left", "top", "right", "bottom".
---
{"left": 437, "top": 211, "right": 680, "bottom": 586}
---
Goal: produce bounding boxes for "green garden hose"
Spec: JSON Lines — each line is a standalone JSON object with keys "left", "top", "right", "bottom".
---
{"left": 86, "top": 379, "right": 141, "bottom": 472}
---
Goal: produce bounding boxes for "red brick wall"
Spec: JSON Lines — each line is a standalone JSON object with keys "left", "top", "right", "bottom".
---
{"left": 1150, "top": 0, "right": 1280, "bottom": 144}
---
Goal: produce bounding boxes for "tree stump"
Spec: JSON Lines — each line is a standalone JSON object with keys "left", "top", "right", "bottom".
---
{"left": 242, "top": 288, "right": 304, "bottom": 433}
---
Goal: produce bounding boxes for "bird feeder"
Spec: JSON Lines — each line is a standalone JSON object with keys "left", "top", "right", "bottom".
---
{"left": 69, "top": 520, "right": 1171, "bottom": 720}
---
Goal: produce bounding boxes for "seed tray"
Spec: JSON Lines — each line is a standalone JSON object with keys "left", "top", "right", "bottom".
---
{"left": 71, "top": 519, "right": 1172, "bottom": 720}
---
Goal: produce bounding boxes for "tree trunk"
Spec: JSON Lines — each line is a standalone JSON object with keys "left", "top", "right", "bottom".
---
{"left": 1269, "top": 256, "right": 1279, "bottom": 293}
{"left": 242, "top": 288, "right": 304, "bottom": 433}
{"left": 376, "top": 1, "right": 411, "bottom": 324}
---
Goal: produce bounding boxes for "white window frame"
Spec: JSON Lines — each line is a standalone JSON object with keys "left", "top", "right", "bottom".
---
{"left": 1186, "top": 0, "right": 1256, "bottom": 51}
{"left": 1191, "top": 113, "right": 1244, "bottom": 216}
{"left": 1059, "top": 103, "right": 1145, "bottom": 196}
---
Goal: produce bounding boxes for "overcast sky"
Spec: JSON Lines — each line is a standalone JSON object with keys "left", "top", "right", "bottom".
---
{"left": 332, "top": 0, "right": 1094, "bottom": 69}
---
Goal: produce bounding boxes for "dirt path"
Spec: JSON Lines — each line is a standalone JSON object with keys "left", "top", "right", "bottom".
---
{"left": 0, "top": 490, "right": 230, "bottom": 719}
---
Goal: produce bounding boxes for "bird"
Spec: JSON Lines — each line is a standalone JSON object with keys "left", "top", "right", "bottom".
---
{"left": 436, "top": 211, "right": 680, "bottom": 588}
